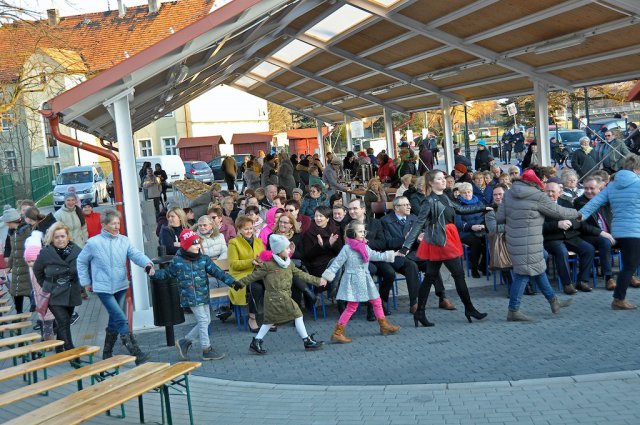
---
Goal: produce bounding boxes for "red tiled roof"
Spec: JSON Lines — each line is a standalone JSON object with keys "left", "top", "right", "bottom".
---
{"left": 0, "top": 0, "right": 212, "bottom": 82}
{"left": 177, "top": 135, "right": 225, "bottom": 148}
{"left": 231, "top": 132, "right": 273, "bottom": 145}
{"left": 287, "top": 128, "right": 328, "bottom": 140}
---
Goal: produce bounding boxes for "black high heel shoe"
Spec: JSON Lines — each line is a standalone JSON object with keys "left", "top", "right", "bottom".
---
{"left": 413, "top": 310, "right": 434, "bottom": 327}
{"left": 464, "top": 308, "right": 487, "bottom": 323}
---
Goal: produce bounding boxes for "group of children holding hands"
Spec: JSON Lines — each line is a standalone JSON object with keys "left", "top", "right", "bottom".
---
{"left": 151, "top": 220, "right": 402, "bottom": 360}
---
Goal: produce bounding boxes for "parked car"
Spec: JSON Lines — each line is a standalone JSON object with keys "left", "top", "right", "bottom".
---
{"left": 135, "top": 155, "right": 185, "bottom": 186}
{"left": 208, "top": 154, "right": 250, "bottom": 181}
{"left": 550, "top": 129, "right": 588, "bottom": 154}
{"left": 184, "top": 161, "right": 214, "bottom": 184}
{"left": 586, "top": 118, "right": 627, "bottom": 139}
{"left": 53, "top": 165, "right": 108, "bottom": 209}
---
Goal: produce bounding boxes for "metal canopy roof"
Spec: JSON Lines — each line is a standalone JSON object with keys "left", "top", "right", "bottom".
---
{"left": 47, "top": 0, "right": 640, "bottom": 141}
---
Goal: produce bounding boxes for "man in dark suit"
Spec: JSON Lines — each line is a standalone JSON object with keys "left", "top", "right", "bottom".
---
{"left": 381, "top": 196, "right": 455, "bottom": 313}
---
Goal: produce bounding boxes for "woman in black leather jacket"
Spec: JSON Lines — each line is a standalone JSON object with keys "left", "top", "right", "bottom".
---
{"left": 401, "top": 170, "right": 490, "bottom": 327}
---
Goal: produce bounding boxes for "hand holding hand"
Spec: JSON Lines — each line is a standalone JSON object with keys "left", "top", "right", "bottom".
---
{"left": 317, "top": 234, "right": 324, "bottom": 246}
{"left": 471, "top": 224, "right": 484, "bottom": 232}
{"left": 319, "top": 278, "right": 328, "bottom": 287}
{"left": 173, "top": 242, "right": 181, "bottom": 247}
{"left": 232, "top": 282, "right": 242, "bottom": 291}
{"left": 558, "top": 220, "right": 572, "bottom": 230}
{"left": 84, "top": 284, "right": 93, "bottom": 293}
{"left": 395, "top": 251, "right": 405, "bottom": 257}
{"left": 147, "top": 265, "right": 155, "bottom": 276}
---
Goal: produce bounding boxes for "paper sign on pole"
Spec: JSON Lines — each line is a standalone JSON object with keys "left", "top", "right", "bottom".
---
{"left": 350, "top": 120, "right": 364, "bottom": 138}
{"left": 506, "top": 103, "right": 518, "bottom": 116}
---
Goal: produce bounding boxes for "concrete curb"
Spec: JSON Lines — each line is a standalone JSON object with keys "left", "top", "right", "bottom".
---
{"left": 189, "top": 369, "right": 640, "bottom": 391}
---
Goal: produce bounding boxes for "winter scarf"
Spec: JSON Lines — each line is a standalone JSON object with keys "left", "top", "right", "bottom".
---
{"left": 346, "top": 237, "right": 369, "bottom": 263}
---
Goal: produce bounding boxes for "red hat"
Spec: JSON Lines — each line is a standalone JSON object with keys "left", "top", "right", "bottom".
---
{"left": 520, "top": 169, "right": 544, "bottom": 190}
{"left": 179, "top": 229, "right": 200, "bottom": 251}
{"left": 454, "top": 163, "right": 467, "bottom": 174}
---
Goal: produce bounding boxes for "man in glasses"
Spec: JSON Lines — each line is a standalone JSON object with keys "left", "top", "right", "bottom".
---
{"left": 284, "top": 200, "right": 310, "bottom": 234}
{"left": 595, "top": 130, "right": 630, "bottom": 174}
{"left": 381, "top": 196, "right": 455, "bottom": 314}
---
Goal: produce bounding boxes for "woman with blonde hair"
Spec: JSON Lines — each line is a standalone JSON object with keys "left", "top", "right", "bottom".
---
{"left": 159, "top": 207, "right": 187, "bottom": 255}
{"left": 363, "top": 177, "right": 388, "bottom": 217}
{"left": 196, "top": 215, "right": 227, "bottom": 260}
{"left": 33, "top": 222, "right": 83, "bottom": 359}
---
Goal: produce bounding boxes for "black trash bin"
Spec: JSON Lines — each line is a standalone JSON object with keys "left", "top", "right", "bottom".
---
{"left": 491, "top": 146, "right": 500, "bottom": 158}
{"left": 151, "top": 255, "right": 185, "bottom": 345}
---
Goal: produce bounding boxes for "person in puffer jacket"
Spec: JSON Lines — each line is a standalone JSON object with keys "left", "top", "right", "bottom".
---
{"left": 151, "top": 229, "right": 236, "bottom": 361}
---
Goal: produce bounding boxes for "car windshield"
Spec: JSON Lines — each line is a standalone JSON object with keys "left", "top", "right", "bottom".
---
{"left": 559, "top": 131, "right": 586, "bottom": 144}
{"left": 58, "top": 171, "right": 92, "bottom": 184}
{"left": 209, "top": 158, "right": 222, "bottom": 167}
{"left": 191, "top": 162, "right": 209, "bottom": 170}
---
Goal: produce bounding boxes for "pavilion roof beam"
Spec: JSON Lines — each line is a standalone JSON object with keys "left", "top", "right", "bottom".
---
{"left": 441, "top": 73, "right": 520, "bottom": 92}
{"left": 246, "top": 73, "right": 361, "bottom": 119}
{"left": 290, "top": 31, "right": 466, "bottom": 103}
{"left": 425, "top": 0, "right": 500, "bottom": 28}
{"left": 463, "top": 0, "right": 591, "bottom": 44}
{"left": 357, "top": 33, "right": 415, "bottom": 57}
{"left": 537, "top": 44, "right": 640, "bottom": 72}
{"left": 572, "top": 70, "right": 640, "bottom": 87}
{"left": 602, "top": 0, "right": 640, "bottom": 15}
{"left": 342, "top": 0, "right": 574, "bottom": 92}
{"left": 259, "top": 55, "right": 407, "bottom": 113}
{"left": 304, "top": 69, "right": 380, "bottom": 98}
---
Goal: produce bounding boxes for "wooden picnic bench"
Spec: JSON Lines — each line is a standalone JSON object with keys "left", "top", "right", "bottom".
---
{"left": 0, "top": 340, "right": 63, "bottom": 362}
{"left": 0, "top": 305, "right": 12, "bottom": 314}
{"left": 6, "top": 361, "right": 201, "bottom": 425}
{"left": 0, "top": 321, "right": 32, "bottom": 337}
{"left": 0, "top": 355, "right": 136, "bottom": 408}
{"left": 0, "top": 345, "right": 99, "bottom": 383}
{"left": 214, "top": 258, "right": 229, "bottom": 271}
{"left": 0, "top": 332, "right": 41, "bottom": 349}
{"left": 0, "top": 297, "right": 9, "bottom": 305}
{"left": 0, "top": 312, "right": 32, "bottom": 324}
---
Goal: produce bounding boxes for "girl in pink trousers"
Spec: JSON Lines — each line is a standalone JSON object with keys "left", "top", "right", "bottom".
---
{"left": 322, "top": 222, "right": 402, "bottom": 343}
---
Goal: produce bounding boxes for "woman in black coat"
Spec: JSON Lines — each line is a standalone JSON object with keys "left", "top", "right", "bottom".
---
{"left": 33, "top": 222, "right": 83, "bottom": 353}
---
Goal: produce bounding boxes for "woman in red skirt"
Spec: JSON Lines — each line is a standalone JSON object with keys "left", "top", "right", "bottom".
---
{"left": 401, "top": 170, "right": 490, "bottom": 327}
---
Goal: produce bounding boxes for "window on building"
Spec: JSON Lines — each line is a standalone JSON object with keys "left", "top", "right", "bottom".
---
{"left": 162, "top": 137, "right": 177, "bottom": 155}
{"left": 4, "top": 150, "right": 17, "bottom": 172}
{"left": 42, "top": 115, "right": 59, "bottom": 158}
{"left": 2, "top": 112, "right": 14, "bottom": 131}
{"left": 139, "top": 139, "right": 152, "bottom": 157}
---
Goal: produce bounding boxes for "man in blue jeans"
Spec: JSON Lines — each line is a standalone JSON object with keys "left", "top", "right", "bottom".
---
{"left": 496, "top": 167, "right": 577, "bottom": 321}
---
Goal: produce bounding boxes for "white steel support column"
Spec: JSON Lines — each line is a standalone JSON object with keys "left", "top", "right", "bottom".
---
{"left": 108, "top": 91, "right": 154, "bottom": 328}
{"left": 344, "top": 114, "right": 353, "bottom": 152}
{"left": 316, "top": 119, "right": 326, "bottom": 165}
{"left": 441, "top": 98, "right": 455, "bottom": 172}
{"left": 534, "top": 81, "right": 551, "bottom": 167}
{"left": 383, "top": 108, "right": 395, "bottom": 157}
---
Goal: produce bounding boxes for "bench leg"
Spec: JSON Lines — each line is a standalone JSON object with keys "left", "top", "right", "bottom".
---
{"left": 138, "top": 395, "right": 145, "bottom": 423}
{"left": 185, "top": 375, "right": 195, "bottom": 425}
{"left": 162, "top": 385, "right": 173, "bottom": 425}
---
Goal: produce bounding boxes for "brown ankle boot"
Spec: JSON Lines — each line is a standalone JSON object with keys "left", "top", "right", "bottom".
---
{"left": 331, "top": 324, "right": 352, "bottom": 343}
{"left": 378, "top": 318, "right": 400, "bottom": 335}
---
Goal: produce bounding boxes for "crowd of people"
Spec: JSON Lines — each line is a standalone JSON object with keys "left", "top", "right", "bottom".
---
{"left": 2, "top": 130, "right": 639, "bottom": 363}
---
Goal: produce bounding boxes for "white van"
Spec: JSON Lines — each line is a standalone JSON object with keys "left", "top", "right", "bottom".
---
{"left": 135, "top": 155, "right": 185, "bottom": 186}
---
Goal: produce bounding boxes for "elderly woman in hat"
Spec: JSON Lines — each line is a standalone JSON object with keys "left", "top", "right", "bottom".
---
{"left": 322, "top": 156, "right": 349, "bottom": 198}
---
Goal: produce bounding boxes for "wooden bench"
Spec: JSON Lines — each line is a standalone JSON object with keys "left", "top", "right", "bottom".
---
{"left": 214, "top": 258, "right": 229, "bottom": 271}
{"left": 45, "top": 362, "right": 202, "bottom": 425}
{"left": 0, "top": 312, "right": 32, "bottom": 324}
{"left": 0, "top": 305, "right": 12, "bottom": 314}
{"left": 0, "top": 298, "right": 9, "bottom": 305}
{"left": 0, "top": 321, "right": 32, "bottom": 337}
{"left": 0, "top": 332, "right": 41, "bottom": 349}
{"left": 0, "top": 340, "right": 63, "bottom": 362}
{"left": 0, "top": 345, "right": 99, "bottom": 383}
{"left": 0, "top": 355, "right": 136, "bottom": 408}
{"left": 210, "top": 287, "right": 248, "bottom": 331}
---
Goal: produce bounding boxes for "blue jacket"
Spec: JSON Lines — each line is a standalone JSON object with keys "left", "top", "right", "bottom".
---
{"left": 579, "top": 170, "right": 640, "bottom": 239}
{"left": 77, "top": 230, "right": 151, "bottom": 294}
{"left": 455, "top": 195, "right": 486, "bottom": 238}
{"left": 151, "top": 250, "right": 236, "bottom": 307}
{"left": 472, "top": 183, "right": 492, "bottom": 205}
{"left": 300, "top": 193, "right": 328, "bottom": 217}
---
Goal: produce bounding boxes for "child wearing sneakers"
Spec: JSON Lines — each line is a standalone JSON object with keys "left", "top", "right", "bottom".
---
{"left": 233, "top": 234, "right": 327, "bottom": 354}
{"left": 324, "top": 222, "right": 402, "bottom": 343}
{"left": 151, "top": 229, "right": 237, "bottom": 360}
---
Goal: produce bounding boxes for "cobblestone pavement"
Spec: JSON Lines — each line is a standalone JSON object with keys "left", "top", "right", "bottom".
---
{"left": 3, "top": 275, "right": 640, "bottom": 423}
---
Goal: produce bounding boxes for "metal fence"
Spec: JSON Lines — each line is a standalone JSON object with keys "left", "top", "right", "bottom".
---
{"left": 30, "top": 165, "right": 55, "bottom": 203}
{"left": 0, "top": 173, "right": 15, "bottom": 207}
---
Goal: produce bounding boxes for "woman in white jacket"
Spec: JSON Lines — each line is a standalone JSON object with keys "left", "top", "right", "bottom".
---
{"left": 196, "top": 215, "right": 227, "bottom": 260}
